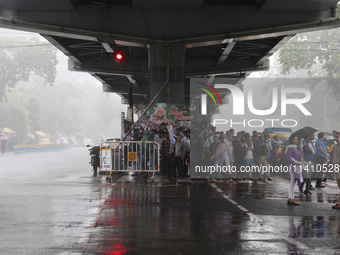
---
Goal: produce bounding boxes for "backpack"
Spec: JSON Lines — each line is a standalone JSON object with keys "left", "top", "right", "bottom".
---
{"left": 259, "top": 144, "right": 268, "bottom": 157}
{"left": 303, "top": 142, "right": 313, "bottom": 161}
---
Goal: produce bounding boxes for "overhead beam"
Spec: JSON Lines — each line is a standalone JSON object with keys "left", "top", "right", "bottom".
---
{"left": 42, "top": 34, "right": 83, "bottom": 65}
{"left": 216, "top": 42, "right": 236, "bottom": 65}
{"left": 68, "top": 58, "right": 148, "bottom": 76}
{"left": 186, "top": 59, "right": 269, "bottom": 76}
{"left": 0, "top": 5, "right": 338, "bottom": 47}
{"left": 103, "top": 84, "right": 149, "bottom": 96}
{"left": 255, "top": 35, "right": 294, "bottom": 65}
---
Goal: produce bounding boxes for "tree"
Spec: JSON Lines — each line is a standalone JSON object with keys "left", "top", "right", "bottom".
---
{"left": 37, "top": 82, "right": 83, "bottom": 137}
{"left": 27, "top": 95, "right": 43, "bottom": 132}
{"left": 0, "top": 36, "right": 58, "bottom": 101}
{"left": 278, "top": 28, "right": 340, "bottom": 97}
{"left": 0, "top": 86, "right": 31, "bottom": 143}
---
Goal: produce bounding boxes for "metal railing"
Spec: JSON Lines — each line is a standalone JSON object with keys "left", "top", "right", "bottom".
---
{"left": 99, "top": 141, "right": 160, "bottom": 173}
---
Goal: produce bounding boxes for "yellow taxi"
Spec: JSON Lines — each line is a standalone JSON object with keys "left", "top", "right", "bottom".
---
{"left": 269, "top": 132, "right": 290, "bottom": 165}
{"left": 38, "top": 138, "right": 51, "bottom": 146}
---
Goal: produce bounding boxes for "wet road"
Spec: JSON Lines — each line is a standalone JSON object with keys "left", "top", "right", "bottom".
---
{"left": 0, "top": 149, "right": 340, "bottom": 254}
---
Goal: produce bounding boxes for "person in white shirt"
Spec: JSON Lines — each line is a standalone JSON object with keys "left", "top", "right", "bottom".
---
{"left": 244, "top": 133, "right": 254, "bottom": 180}
{"left": 223, "top": 131, "right": 234, "bottom": 183}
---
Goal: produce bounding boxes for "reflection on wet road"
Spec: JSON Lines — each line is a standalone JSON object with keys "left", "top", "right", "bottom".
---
{"left": 81, "top": 175, "right": 340, "bottom": 255}
{"left": 0, "top": 149, "right": 340, "bottom": 254}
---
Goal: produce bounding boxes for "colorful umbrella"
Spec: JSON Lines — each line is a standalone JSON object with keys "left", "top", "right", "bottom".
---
{"left": 0, "top": 137, "right": 9, "bottom": 140}
{"left": 35, "top": 131, "right": 46, "bottom": 137}
{"left": 28, "top": 133, "right": 35, "bottom": 139}
{"left": 1, "top": 128, "right": 15, "bottom": 134}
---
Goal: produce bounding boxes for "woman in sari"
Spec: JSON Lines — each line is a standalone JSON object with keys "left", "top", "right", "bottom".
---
{"left": 286, "top": 134, "right": 303, "bottom": 206}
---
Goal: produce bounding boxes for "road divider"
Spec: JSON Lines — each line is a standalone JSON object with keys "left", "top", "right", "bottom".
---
{"left": 13, "top": 144, "right": 69, "bottom": 155}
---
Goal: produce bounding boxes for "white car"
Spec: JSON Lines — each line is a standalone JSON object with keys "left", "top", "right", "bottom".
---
{"left": 83, "top": 138, "right": 93, "bottom": 147}
{"left": 104, "top": 137, "right": 121, "bottom": 143}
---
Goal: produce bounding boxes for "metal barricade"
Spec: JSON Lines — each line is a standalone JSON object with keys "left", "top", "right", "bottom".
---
{"left": 99, "top": 141, "right": 160, "bottom": 173}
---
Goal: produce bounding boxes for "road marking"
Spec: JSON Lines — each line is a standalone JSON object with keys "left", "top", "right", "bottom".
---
{"left": 221, "top": 194, "right": 229, "bottom": 199}
{"left": 266, "top": 225, "right": 309, "bottom": 250}
{"left": 247, "top": 213, "right": 263, "bottom": 222}
{"left": 70, "top": 253, "right": 83, "bottom": 255}
{"left": 236, "top": 205, "right": 248, "bottom": 212}
{"left": 77, "top": 233, "right": 90, "bottom": 244}
{"left": 215, "top": 188, "right": 223, "bottom": 193}
{"left": 284, "top": 237, "right": 309, "bottom": 250}
{"left": 228, "top": 199, "right": 238, "bottom": 205}
{"left": 85, "top": 217, "right": 97, "bottom": 228}
{"left": 211, "top": 183, "right": 309, "bottom": 250}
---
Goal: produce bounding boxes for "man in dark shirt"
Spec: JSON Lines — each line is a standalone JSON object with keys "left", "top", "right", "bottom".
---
{"left": 252, "top": 130, "right": 260, "bottom": 166}
{"left": 233, "top": 132, "right": 245, "bottom": 180}
{"left": 161, "top": 132, "right": 171, "bottom": 178}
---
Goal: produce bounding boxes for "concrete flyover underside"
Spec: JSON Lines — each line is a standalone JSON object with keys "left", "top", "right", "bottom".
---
{"left": 0, "top": 0, "right": 339, "bottom": 104}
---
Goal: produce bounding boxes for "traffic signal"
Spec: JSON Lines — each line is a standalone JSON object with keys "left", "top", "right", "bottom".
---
{"left": 115, "top": 53, "right": 123, "bottom": 60}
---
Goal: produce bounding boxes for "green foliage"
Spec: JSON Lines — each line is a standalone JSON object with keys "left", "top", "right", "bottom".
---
{"left": 0, "top": 36, "right": 58, "bottom": 101}
{"left": 278, "top": 28, "right": 340, "bottom": 97}
{"left": 0, "top": 86, "right": 31, "bottom": 142}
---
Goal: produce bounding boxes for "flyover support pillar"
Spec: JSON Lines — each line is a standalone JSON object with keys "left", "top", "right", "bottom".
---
{"left": 148, "top": 43, "right": 186, "bottom": 103}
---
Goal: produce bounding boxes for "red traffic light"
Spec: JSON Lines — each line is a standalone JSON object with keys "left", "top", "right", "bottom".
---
{"left": 115, "top": 53, "right": 123, "bottom": 60}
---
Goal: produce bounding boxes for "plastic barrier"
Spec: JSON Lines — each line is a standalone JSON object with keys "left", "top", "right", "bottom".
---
{"left": 13, "top": 144, "right": 69, "bottom": 155}
{"left": 99, "top": 141, "right": 160, "bottom": 173}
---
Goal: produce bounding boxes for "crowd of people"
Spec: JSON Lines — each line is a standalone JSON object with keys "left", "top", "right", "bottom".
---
{"left": 121, "top": 122, "right": 340, "bottom": 210}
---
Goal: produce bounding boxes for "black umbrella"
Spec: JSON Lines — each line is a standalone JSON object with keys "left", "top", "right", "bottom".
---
{"left": 291, "top": 127, "right": 318, "bottom": 140}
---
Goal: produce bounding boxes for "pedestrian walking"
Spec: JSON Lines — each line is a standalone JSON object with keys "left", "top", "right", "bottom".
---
{"left": 286, "top": 135, "right": 303, "bottom": 206}
{"left": 1, "top": 139, "right": 6, "bottom": 155}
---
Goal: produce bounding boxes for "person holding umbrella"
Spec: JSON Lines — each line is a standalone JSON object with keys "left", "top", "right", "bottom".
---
{"left": 291, "top": 127, "right": 318, "bottom": 191}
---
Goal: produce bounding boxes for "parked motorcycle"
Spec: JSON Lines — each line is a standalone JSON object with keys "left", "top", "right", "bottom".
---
{"left": 89, "top": 146, "right": 100, "bottom": 173}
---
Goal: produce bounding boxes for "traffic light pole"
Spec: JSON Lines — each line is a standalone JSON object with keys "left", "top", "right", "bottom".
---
{"left": 122, "top": 36, "right": 170, "bottom": 141}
